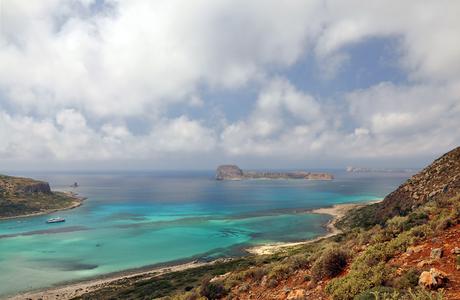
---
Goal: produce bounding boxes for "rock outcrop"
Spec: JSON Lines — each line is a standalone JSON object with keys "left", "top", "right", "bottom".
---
{"left": 20, "top": 182, "right": 52, "bottom": 194}
{"left": 431, "top": 248, "right": 444, "bottom": 260}
{"left": 419, "top": 268, "right": 448, "bottom": 289}
{"left": 286, "top": 289, "right": 307, "bottom": 300}
{"left": 215, "top": 165, "right": 333, "bottom": 181}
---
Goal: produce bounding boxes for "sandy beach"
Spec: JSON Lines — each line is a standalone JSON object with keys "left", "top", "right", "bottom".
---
{"left": 8, "top": 260, "right": 213, "bottom": 300}
{"left": 8, "top": 200, "right": 380, "bottom": 300}
{"left": 245, "top": 200, "right": 381, "bottom": 255}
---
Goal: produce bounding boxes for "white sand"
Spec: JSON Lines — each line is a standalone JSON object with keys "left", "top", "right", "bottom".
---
{"left": 246, "top": 200, "right": 381, "bottom": 255}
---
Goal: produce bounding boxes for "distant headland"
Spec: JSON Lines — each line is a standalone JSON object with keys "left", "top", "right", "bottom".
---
{"left": 0, "top": 174, "right": 84, "bottom": 219}
{"left": 215, "top": 165, "right": 334, "bottom": 181}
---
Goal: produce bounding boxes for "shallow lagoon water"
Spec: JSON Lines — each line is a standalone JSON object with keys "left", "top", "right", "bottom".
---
{"left": 0, "top": 170, "right": 410, "bottom": 296}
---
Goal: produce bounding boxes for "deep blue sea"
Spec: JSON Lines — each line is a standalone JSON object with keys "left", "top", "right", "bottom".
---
{"left": 0, "top": 170, "right": 411, "bottom": 297}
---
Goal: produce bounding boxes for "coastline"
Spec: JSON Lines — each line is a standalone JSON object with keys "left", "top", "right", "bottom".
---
{"left": 8, "top": 199, "right": 381, "bottom": 300}
{"left": 0, "top": 192, "right": 86, "bottom": 221}
{"left": 8, "top": 260, "right": 214, "bottom": 300}
{"left": 245, "top": 199, "right": 382, "bottom": 255}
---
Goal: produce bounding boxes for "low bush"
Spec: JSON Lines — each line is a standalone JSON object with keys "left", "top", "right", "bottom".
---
{"left": 354, "top": 286, "right": 400, "bottom": 300}
{"left": 242, "top": 266, "right": 267, "bottom": 282}
{"left": 285, "top": 254, "right": 309, "bottom": 270}
{"left": 407, "top": 288, "right": 445, "bottom": 300}
{"left": 325, "top": 262, "right": 390, "bottom": 300}
{"left": 200, "top": 279, "right": 227, "bottom": 300}
{"left": 402, "top": 212, "right": 429, "bottom": 231}
{"left": 267, "top": 263, "right": 293, "bottom": 281}
{"left": 311, "top": 248, "right": 348, "bottom": 281}
{"left": 391, "top": 268, "right": 420, "bottom": 289}
{"left": 169, "top": 290, "right": 203, "bottom": 300}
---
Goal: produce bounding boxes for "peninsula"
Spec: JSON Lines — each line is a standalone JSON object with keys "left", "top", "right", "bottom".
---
{"left": 0, "top": 174, "right": 83, "bottom": 219}
{"left": 215, "top": 165, "right": 333, "bottom": 181}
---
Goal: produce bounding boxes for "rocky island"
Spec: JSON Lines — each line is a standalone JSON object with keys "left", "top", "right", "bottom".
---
{"left": 215, "top": 165, "right": 333, "bottom": 180}
{"left": 0, "top": 174, "right": 83, "bottom": 219}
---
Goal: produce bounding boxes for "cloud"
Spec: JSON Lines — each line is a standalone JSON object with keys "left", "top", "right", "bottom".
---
{"left": 0, "top": 0, "right": 321, "bottom": 118}
{"left": 220, "top": 78, "right": 328, "bottom": 156}
{"left": 220, "top": 79, "right": 460, "bottom": 160}
{"left": 315, "top": 1, "right": 460, "bottom": 83}
{"left": 0, "top": 0, "right": 459, "bottom": 167}
{"left": 0, "top": 110, "right": 215, "bottom": 161}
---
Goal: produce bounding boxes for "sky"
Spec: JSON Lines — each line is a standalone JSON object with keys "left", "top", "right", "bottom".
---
{"left": 0, "top": 0, "right": 459, "bottom": 170}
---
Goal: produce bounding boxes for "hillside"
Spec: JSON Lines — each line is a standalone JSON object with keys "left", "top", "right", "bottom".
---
{"left": 0, "top": 174, "right": 81, "bottom": 218}
{"left": 22, "top": 147, "right": 460, "bottom": 300}
{"left": 339, "top": 146, "right": 460, "bottom": 229}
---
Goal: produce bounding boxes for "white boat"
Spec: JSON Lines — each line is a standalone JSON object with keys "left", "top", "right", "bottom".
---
{"left": 46, "top": 217, "right": 65, "bottom": 224}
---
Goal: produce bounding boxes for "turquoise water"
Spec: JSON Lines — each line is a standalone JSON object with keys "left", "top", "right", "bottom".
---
{"left": 0, "top": 171, "right": 410, "bottom": 297}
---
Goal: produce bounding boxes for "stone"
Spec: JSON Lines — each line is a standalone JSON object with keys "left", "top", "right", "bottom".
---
{"left": 417, "top": 260, "right": 433, "bottom": 268}
{"left": 451, "top": 247, "right": 460, "bottom": 255}
{"left": 430, "top": 248, "right": 443, "bottom": 259}
{"left": 260, "top": 275, "right": 268, "bottom": 287}
{"left": 419, "top": 268, "right": 448, "bottom": 289}
{"left": 286, "top": 289, "right": 307, "bottom": 300}
{"left": 210, "top": 272, "right": 231, "bottom": 282}
{"left": 406, "top": 245, "right": 424, "bottom": 254}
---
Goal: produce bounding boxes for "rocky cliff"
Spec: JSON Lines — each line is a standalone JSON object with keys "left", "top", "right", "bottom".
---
{"left": 19, "top": 182, "right": 52, "bottom": 193}
{"left": 0, "top": 175, "right": 51, "bottom": 195}
{"left": 215, "top": 165, "right": 333, "bottom": 181}
{"left": 0, "top": 174, "right": 78, "bottom": 218}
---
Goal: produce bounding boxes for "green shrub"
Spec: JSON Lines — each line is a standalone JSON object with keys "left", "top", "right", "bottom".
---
{"left": 408, "top": 288, "right": 445, "bottom": 300}
{"left": 325, "top": 262, "right": 390, "bottom": 300}
{"left": 391, "top": 268, "right": 420, "bottom": 289}
{"left": 311, "top": 248, "right": 348, "bottom": 281}
{"left": 170, "top": 291, "right": 203, "bottom": 300}
{"left": 402, "top": 212, "right": 429, "bottom": 231}
{"left": 286, "top": 254, "right": 309, "bottom": 270}
{"left": 243, "top": 266, "right": 267, "bottom": 282}
{"left": 354, "top": 286, "right": 399, "bottom": 300}
{"left": 267, "top": 263, "right": 293, "bottom": 281}
{"left": 199, "top": 279, "right": 227, "bottom": 300}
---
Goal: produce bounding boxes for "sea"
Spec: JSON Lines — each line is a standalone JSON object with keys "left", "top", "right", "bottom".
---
{"left": 0, "top": 170, "right": 412, "bottom": 297}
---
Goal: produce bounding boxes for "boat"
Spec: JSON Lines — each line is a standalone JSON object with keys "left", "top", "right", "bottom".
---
{"left": 46, "top": 217, "right": 66, "bottom": 224}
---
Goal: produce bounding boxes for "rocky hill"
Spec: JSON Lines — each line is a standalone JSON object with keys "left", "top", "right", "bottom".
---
{"left": 377, "top": 146, "right": 460, "bottom": 221}
{"left": 340, "top": 146, "right": 460, "bottom": 228}
{"left": 216, "top": 165, "right": 334, "bottom": 181}
{"left": 0, "top": 174, "right": 81, "bottom": 218}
